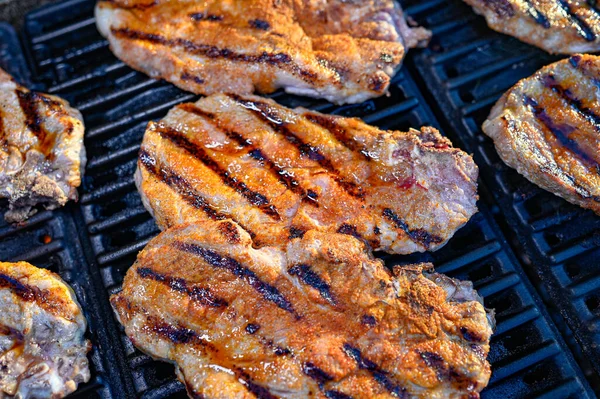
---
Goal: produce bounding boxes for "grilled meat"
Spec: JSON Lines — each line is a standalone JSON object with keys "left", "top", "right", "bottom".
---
{"left": 112, "top": 220, "right": 494, "bottom": 399}
{"left": 135, "top": 93, "right": 479, "bottom": 254}
{"left": 0, "top": 68, "right": 86, "bottom": 223}
{"left": 95, "top": 0, "right": 431, "bottom": 104}
{"left": 483, "top": 54, "right": 600, "bottom": 214}
{"left": 0, "top": 261, "right": 91, "bottom": 399}
{"left": 462, "top": 0, "right": 600, "bottom": 54}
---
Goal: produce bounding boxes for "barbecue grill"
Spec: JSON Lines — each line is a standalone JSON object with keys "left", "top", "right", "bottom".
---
{"left": 1, "top": 0, "right": 599, "bottom": 397}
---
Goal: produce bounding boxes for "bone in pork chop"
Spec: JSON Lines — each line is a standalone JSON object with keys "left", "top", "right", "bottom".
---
{"left": 95, "top": 0, "right": 431, "bottom": 104}
{"left": 0, "top": 261, "right": 91, "bottom": 399}
{"left": 463, "top": 0, "right": 600, "bottom": 54}
{"left": 112, "top": 220, "right": 494, "bottom": 399}
{"left": 483, "top": 54, "right": 600, "bottom": 214}
{"left": 135, "top": 93, "right": 479, "bottom": 254}
{"left": 0, "top": 68, "right": 86, "bottom": 223}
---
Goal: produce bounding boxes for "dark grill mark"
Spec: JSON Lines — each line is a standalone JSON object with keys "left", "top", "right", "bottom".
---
{"left": 288, "top": 264, "right": 336, "bottom": 306}
{"left": 304, "top": 113, "right": 371, "bottom": 161}
{"left": 460, "top": 327, "right": 483, "bottom": 343}
{"left": 418, "top": 350, "right": 477, "bottom": 389}
{"left": 343, "top": 344, "right": 409, "bottom": 398}
{"left": 325, "top": 391, "right": 354, "bottom": 399}
{"left": 0, "top": 273, "right": 42, "bottom": 302}
{"left": 0, "top": 113, "right": 4, "bottom": 149}
{"left": 569, "top": 54, "right": 600, "bottom": 87}
{"left": 177, "top": 103, "right": 216, "bottom": 120}
{"left": 189, "top": 12, "right": 223, "bottom": 22}
{"left": 303, "top": 362, "right": 333, "bottom": 384}
{"left": 557, "top": 0, "right": 596, "bottom": 41}
{"left": 153, "top": 323, "right": 198, "bottom": 344}
{"left": 178, "top": 103, "right": 316, "bottom": 206}
{"left": 382, "top": 208, "right": 443, "bottom": 249}
{"left": 245, "top": 323, "right": 260, "bottom": 334}
{"left": 248, "top": 148, "right": 316, "bottom": 204}
{"left": 289, "top": 227, "right": 306, "bottom": 239}
{"left": 419, "top": 351, "right": 447, "bottom": 380}
{"left": 153, "top": 124, "right": 281, "bottom": 220}
{"left": 111, "top": 28, "right": 320, "bottom": 82}
{"left": 234, "top": 367, "right": 279, "bottom": 399}
{"left": 139, "top": 149, "right": 227, "bottom": 221}
{"left": 217, "top": 221, "right": 241, "bottom": 244}
{"left": 137, "top": 267, "right": 228, "bottom": 307}
{"left": 16, "top": 89, "right": 55, "bottom": 156}
{"left": 232, "top": 96, "right": 365, "bottom": 199}
{"left": 174, "top": 241, "right": 299, "bottom": 318}
{"left": 249, "top": 19, "right": 271, "bottom": 30}
{"left": 523, "top": 0, "right": 551, "bottom": 28}
{"left": 524, "top": 96, "right": 600, "bottom": 176}
{"left": 361, "top": 315, "right": 377, "bottom": 327}
{"left": 543, "top": 73, "right": 600, "bottom": 131}
{"left": 368, "top": 74, "right": 387, "bottom": 93}
{"left": 337, "top": 224, "right": 362, "bottom": 239}
{"left": 180, "top": 72, "right": 205, "bottom": 85}
{"left": 482, "top": 0, "right": 515, "bottom": 17}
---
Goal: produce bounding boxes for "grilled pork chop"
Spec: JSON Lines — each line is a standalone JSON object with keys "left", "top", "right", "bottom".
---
{"left": 95, "top": 0, "right": 431, "bottom": 104}
{"left": 463, "top": 0, "right": 600, "bottom": 54}
{"left": 0, "top": 68, "right": 86, "bottom": 223}
{"left": 135, "top": 93, "right": 479, "bottom": 254}
{"left": 0, "top": 261, "right": 91, "bottom": 399}
{"left": 112, "top": 220, "right": 494, "bottom": 399}
{"left": 483, "top": 54, "right": 600, "bottom": 214}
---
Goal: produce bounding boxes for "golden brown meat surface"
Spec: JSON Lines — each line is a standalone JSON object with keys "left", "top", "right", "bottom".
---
{"left": 463, "top": 0, "right": 600, "bottom": 54}
{"left": 483, "top": 54, "right": 600, "bottom": 214}
{"left": 0, "top": 68, "right": 86, "bottom": 223}
{"left": 0, "top": 262, "right": 90, "bottom": 399}
{"left": 135, "top": 93, "right": 479, "bottom": 254}
{"left": 95, "top": 0, "right": 431, "bottom": 104}
{"left": 111, "top": 220, "right": 494, "bottom": 399}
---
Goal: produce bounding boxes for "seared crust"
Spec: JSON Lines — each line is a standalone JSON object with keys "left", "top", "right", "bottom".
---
{"left": 135, "top": 93, "right": 479, "bottom": 254}
{"left": 463, "top": 0, "right": 600, "bottom": 54}
{"left": 95, "top": 0, "right": 431, "bottom": 104}
{"left": 0, "top": 68, "right": 86, "bottom": 223}
{"left": 483, "top": 54, "right": 600, "bottom": 214}
{"left": 0, "top": 262, "right": 90, "bottom": 399}
{"left": 111, "top": 220, "right": 493, "bottom": 399}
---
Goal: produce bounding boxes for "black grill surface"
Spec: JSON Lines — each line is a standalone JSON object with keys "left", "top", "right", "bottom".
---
{"left": 405, "top": 0, "right": 600, "bottom": 389}
{"left": 0, "top": 0, "right": 595, "bottom": 397}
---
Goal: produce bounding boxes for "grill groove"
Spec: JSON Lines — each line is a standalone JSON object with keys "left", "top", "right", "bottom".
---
{"left": 0, "top": 1, "right": 591, "bottom": 397}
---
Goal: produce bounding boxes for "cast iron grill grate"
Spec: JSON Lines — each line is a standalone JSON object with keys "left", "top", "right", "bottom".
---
{"left": 0, "top": 22, "right": 133, "bottom": 399}
{"left": 405, "top": 0, "right": 600, "bottom": 387}
{"left": 0, "top": 0, "right": 593, "bottom": 397}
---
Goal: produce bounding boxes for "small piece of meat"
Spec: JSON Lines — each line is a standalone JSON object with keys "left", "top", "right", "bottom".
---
{"left": 111, "top": 220, "right": 494, "bottom": 399}
{"left": 463, "top": 0, "right": 600, "bottom": 54}
{"left": 0, "top": 261, "right": 91, "bottom": 399}
{"left": 135, "top": 93, "right": 478, "bottom": 254}
{"left": 0, "top": 68, "right": 86, "bottom": 223}
{"left": 95, "top": 0, "right": 431, "bottom": 104}
{"left": 483, "top": 54, "right": 600, "bottom": 214}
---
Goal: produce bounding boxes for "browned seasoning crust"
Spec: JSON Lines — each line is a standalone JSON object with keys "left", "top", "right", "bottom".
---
{"left": 0, "top": 68, "right": 86, "bottom": 222}
{"left": 111, "top": 220, "right": 494, "bottom": 399}
{"left": 135, "top": 93, "right": 479, "bottom": 255}
{"left": 483, "top": 54, "right": 600, "bottom": 214}
{"left": 0, "top": 262, "right": 91, "bottom": 399}
{"left": 463, "top": 0, "right": 600, "bottom": 54}
{"left": 95, "top": 0, "right": 431, "bottom": 104}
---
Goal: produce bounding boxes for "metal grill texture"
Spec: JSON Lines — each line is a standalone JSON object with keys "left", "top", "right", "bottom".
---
{"left": 406, "top": 0, "right": 600, "bottom": 385}
{"left": 0, "top": 0, "right": 596, "bottom": 397}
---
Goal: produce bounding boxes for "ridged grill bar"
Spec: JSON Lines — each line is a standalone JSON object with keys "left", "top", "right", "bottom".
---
{"left": 0, "top": 0, "right": 590, "bottom": 397}
{"left": 406, "top": 0, "right": 600, "bottom": 391}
